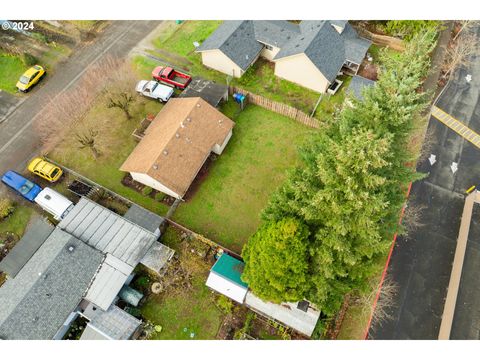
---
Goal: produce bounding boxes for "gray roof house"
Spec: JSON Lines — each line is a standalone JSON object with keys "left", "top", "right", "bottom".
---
{"left": 0, "top": 228, "right": 104, "bottom": 340}
{"left": 0, "top": 197, "right": 174, "bottom": 340}
{"left": 346, "top": 75, "right": 376, "bottom": 104}
{"left": 196, "top": 20, "right": 371, "bottom": 93}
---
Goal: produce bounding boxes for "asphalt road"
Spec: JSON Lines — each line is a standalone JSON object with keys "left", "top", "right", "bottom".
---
{"left": 370, "top": 25, "right": 480, "bottom": 339}
{"left": 0, "top": 21, "right": 161, "bottom": 183}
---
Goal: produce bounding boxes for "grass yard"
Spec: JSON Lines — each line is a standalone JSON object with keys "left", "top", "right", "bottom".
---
{"left": 139, "top": 227, "right": 224, "bottom": 339}
{"left": 336, "top": 257, "right": 387, "bottom": 340}
{"left": 0, "top": 204, "right": 35, "bottom": 239}
{"left": 0, "top": 53, "right": 25, "bottom": 93}
{"left": 173, "top": 103, "right": 313, "bottom": 253}
{"left": 49, "top": 91, "right": 170, "bottom": 215}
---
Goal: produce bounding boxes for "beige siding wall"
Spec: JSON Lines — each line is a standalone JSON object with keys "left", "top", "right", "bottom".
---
{"left": 212, "top": 129, "right": 233, "bottom": 155}
{"left": 274, "top": 54, "right": 330, "bottom": 93}
{"left": 130, "top": 172, "right": 181, "bottom": 199}
{"left": 331, "top": 24, "right": 344, "bottom": 34}
{"left": 259, "top": 44, "right": 280, "bottom": 61}
{"left": 201, "top": 50, "right": 244, "bottom": 78}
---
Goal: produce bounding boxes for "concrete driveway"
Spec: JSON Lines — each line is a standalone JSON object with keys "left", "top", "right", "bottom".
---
{"left": 370, "top": 25, "right": 480, "bottom": 339}
{"left": 0, "top": 21, "right": 161, "bottom": 184}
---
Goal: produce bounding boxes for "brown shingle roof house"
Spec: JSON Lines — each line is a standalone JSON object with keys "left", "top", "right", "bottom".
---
{"left": 120, "top": 97, "right": 234, "bottom": 199}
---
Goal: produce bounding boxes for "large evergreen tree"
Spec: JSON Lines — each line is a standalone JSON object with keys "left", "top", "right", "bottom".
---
{"left": 248, "top": 30, "right": 437, "bottom": 316}
{"left": 241, "top": 218, "right": 311, "bottom": 303}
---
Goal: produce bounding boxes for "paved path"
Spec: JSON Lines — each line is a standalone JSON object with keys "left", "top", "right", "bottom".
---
{"left": 370, "top": 24, "right": 480, "bottom": 339}
{"left": 0, "top": 21, "right": 161, "bottom": 181}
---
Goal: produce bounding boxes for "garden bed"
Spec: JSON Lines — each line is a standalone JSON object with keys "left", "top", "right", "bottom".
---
{"left": 121, "top": 174, "right": 176, "bottom": 206}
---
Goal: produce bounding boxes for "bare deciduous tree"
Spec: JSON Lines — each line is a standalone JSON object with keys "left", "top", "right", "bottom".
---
{"left": 360, "top": 275, "right": 398, "bottom": 334}
{"left": 402, "top": 202, "right": 427, "bottom": 236}
{"left": 443, "top": 32, "right": 477, "bottom": 79}
{"left": 34, "top": 56, "right": 127, "bottom": 153}
{"left": 75, "top": 128, "right": 100, "bottom": 159}
{"left": 107, "top": 92, "right": 135, "bottom": 120}
{"left": 417, "top": 126, "right": 437, "bottom": 165}
{"left": 105, "top": 62, "right": 138, "bottom": 120}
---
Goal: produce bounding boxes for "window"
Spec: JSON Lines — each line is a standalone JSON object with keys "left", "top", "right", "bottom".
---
{"left": 50, "top": 169, "right": 59, "bottom": 179}
{"left": 265, "top": 44, "right": 274, "bottom": 51}
{"left": 19, "top": 75, "right": 30, "bottom": 84}
{"left": 19, "top": 180, "right": 34, "bottom": 195}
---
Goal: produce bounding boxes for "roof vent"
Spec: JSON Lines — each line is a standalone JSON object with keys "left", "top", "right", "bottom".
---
{"left": 246, "top": 54, "right": 249, "bottom": 60}
{"left": 68, "top": 246, "right": 75, "bottom": 253}
{"left": 175, "top": 133, "right": 180, "bottom": 138}
{"left": 280, "top": 28, "right": 284, "bottom": 32}
{"left": 153, "top": 164, "right": 158, "bottom": 170}
{"left": 45, "top": 194, "right": 51, "bottom": 200}
{"left": 186, "top": 117, "right": 191, "bottom": 122}
{"left": 287, "top": 36, "right": 291, "bottom": 40}
{"left": 264, "top": 27, "right": 268, "bottom": 31}
{"left": 300, "top": 37, "right": 305, "bottom": 41}
{"left": 186, "top": 137, "right": 191, "bottom": 143}
{"left": 46, "top": 293, "right": 52, "bottom": 297}
{"left": 33, "top": 316, "right": 39, "bottom": 322}
{"left": 295, "top": 44, "right": 299, "bottom": 48}
{"left": 218, "top": 119, "right": 223, "bottom": 124}
{"left": 163, "top": 150, "right": 168, "bottom": 156}
{"left": 180, "top": 122, "right": 185, "bottom": 128}
{"left": 196, "top": 103, "right": 201, "bottom": 107}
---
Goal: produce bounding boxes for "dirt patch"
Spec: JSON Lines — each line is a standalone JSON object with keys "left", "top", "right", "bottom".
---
{"left": 216, "top": 306, "right": 248, "bottom": 339}
{"left": 358, "top": 60, "right": 378, "bottom": 81}
{"left": 182, "top": 154, "right": 216, "bottom": 202}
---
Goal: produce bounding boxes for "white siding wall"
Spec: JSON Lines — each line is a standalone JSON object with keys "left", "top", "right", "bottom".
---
{"left": 212, "top": 129, "right": 233, "bottom": 155}
{"left": 331, "top": 24, "right": 344, "bottom": 34}
{"left": 130, "top": 172, "right": 181, "bottom": 199}
{"left": 274, "top": 54, "right": 330, "bottom": 93}
{"left": 206, "top": 272, "right": 248, "bottom": 304}
{"left": 201, "top": 50, "right": 244, "bottom": 78}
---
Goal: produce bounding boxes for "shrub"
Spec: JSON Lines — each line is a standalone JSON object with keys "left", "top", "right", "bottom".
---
{"left": 21, "top": 52, "right": 38, "bottom": 67}
{"left": 0, "top": 199, "right": 15, "bottom": 221}
{"left": 142, "top": 186, "right": 153, "bottom": 196}
{"left": 155, "top": 192, "right": 166, "bottom": 202}
{"left": 216, "top": 295, "right": 233, "bottom": 314}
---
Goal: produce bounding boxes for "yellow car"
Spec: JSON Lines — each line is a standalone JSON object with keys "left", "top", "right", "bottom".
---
{"left": 16, "top": 65, "right": 46, "bottom": 92}
{"left": 27, "top": 158, "right": 63, "bottom": 183}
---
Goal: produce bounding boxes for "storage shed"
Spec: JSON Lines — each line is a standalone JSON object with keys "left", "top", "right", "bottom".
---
{"left": 206, "top": 253, "right": 248, "bottom": 303}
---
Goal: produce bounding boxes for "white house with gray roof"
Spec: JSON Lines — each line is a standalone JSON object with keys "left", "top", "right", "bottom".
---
{"left": 0, "top": 198, "right": 173, "bottom": 340}
{"left": 196, "top": 20, "right": 371, "bottom": 93}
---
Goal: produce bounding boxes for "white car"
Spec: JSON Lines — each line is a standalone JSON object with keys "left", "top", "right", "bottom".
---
{"left": 34, "top": 187, "right": 74, "bottom": 221}
{"left": 135, "top": 80, "right": 174, "bottom": 102}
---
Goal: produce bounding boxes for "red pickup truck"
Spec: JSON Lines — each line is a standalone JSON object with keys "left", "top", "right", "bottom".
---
{"left": 152, "top": 66, "right": 192, "bottom": 90}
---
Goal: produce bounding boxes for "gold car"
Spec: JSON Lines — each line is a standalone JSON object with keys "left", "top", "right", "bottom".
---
{"left": 27, "top": 158, "right": 63, "bottom": 183}
{"left": 16, "top": 65, "right": 46, "bottom": 92}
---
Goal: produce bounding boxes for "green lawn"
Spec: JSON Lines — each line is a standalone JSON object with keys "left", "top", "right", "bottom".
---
{"left": 173, "top": 103, "right": 313, "bottom": 252}
{"left": 140, "top": 227, "right": 224, "bottom": 339}
{"left": 49, "top": 92, "right": 169, "bottom": 215}
{"left": 0, "top": 53, "right": 25, "bottom": 93}
{"left": 0, "top": 204, "right": 35, "bottom": 240}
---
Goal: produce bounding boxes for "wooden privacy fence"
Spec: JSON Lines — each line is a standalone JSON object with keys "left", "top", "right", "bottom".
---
{"left": 229, "top": 86, "right": 321, "bottom": 129}
{"left": 355, "top": 27, "right": 405, "bottom": 51}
